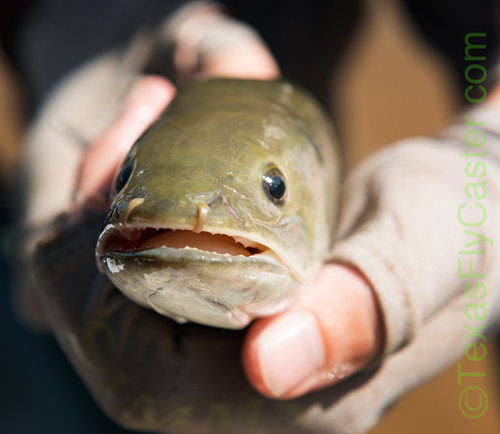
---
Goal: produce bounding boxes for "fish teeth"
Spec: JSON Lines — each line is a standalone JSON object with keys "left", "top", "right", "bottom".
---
{"left": 176, "top": 246, "right": 252, "bottom": 258}
{"left": 231, "top": 236, "right": 262, "bottom": 249}
{"left": 102, "top": 224, "right": 268, "bottom": 255}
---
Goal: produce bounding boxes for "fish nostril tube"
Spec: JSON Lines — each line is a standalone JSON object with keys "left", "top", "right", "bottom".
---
{"left": 193, "top": 202, "right": 210, "bottom": 233}
{"left": 122, "top": 198, "right": 145, "bottom": 223}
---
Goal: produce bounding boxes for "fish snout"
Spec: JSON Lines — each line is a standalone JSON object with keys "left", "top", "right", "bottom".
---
{"left": 106, "top": 188, "right": 247, "bottom": 231}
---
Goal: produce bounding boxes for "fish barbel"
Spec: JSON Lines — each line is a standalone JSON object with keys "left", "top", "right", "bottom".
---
{"left": 96, "top": 78, "right": 340, "bottom": 329}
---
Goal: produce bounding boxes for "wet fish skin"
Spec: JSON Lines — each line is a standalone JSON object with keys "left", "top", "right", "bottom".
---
{"left": 96, "top": 78, "right": 340, "bottom": 329}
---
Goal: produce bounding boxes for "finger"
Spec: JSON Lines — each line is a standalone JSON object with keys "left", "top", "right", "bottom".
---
{"left": 200, "top": 39, "right": 281, "bottom": 80}
{"left": 72, "top": 75, "right": 176, "bottom": 216}
{"left": 242, "top": 263, "right": 383, "bottom": 399}
{"left": 165, "top": 3, "right": 280, "bottom": 82}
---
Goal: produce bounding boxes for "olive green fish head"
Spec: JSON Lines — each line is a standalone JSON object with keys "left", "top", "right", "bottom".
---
{"left": 96, "top": 79, "right": 340, "bottom": 329}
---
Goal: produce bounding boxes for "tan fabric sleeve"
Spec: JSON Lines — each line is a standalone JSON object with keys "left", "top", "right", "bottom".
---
{"left": 330, "top": 108, "right": 500, "bottom": 357}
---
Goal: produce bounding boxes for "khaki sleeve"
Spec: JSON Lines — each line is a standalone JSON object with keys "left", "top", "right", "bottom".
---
{"left": 331, "top": 106, "right": 500, "bottom": 356}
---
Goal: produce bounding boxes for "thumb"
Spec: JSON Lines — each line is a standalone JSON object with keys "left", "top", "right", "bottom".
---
{"left": 242, "top": 262, "right": 383, "bottom": 399}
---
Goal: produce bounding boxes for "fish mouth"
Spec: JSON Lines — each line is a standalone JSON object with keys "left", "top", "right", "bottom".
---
{"left": 96, "top": 224, "right": 300, "bottom": 329}
{"left": 96, "top": 224, "right": 290, "bottom": 272}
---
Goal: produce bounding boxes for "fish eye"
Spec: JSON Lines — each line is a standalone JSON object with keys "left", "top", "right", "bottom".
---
{"left": 262, "top": 166, "right": 286, "bottom": 204}
{"left": 114, "top": 159, "right": 135, "bottom": 195}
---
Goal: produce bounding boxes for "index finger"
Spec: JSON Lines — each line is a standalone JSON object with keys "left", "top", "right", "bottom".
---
{"left": 73, "top": 76, "right": 176, "bottom": 217}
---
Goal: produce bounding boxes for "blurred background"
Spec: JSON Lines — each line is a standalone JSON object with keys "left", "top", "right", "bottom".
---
{"left": 0, "top": 0, "right": 499, "bottom": 432}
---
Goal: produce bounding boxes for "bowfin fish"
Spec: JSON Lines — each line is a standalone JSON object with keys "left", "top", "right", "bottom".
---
{"left": 96, "top": 78, "right": 340, "bottom": 329}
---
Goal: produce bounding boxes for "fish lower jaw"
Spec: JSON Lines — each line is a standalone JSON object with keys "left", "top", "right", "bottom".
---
{"left": 99, "top": 250, "right": 299, "bottom": 329}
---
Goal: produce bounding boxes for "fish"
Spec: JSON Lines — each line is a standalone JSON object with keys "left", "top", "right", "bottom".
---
{"left": 95, "top": 78, "right": 340, "bottom": 329}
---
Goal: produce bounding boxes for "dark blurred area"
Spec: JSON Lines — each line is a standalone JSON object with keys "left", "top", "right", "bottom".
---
{"left": 1, "top": 0, "right": 500, "bottom": 433}
{"left": 0, "top": 0, "right": 187, "bottom": 115}
{"left": 1, "top": 0, "right": 499, "bottom": 116}
{"left": 0, "top": 211, "right": 129, "bottom": 434}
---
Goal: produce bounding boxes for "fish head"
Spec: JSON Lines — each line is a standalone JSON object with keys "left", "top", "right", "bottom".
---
{"left": 96, "top": 79, "right": 340, "bottom": 328}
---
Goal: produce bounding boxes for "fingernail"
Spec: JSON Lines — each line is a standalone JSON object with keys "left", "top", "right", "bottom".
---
{"left": 257, "top": 311, "right": 325, "bottom": 397}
